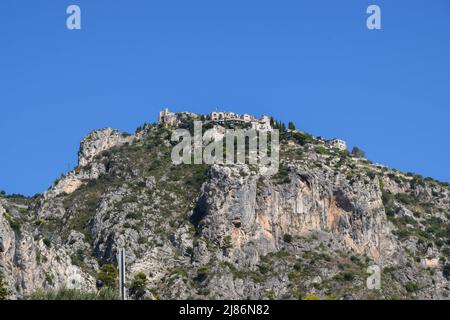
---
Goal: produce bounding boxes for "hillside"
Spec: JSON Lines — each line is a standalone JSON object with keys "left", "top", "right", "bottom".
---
{"left": 1, "top": 112, "right": 449, "bottom": 300}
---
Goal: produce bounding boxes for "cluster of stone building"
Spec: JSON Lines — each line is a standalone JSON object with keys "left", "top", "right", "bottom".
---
{"left": 158, "top": 108, "right": 347, "bottom": 150}
{"left": 159, "top": 108, "right": 272, "bottom": 132}
{"left": 210, "top": 111, "right": 272, "bottom": 132}
{"left": 158, "top": 108, "right": 179, "bottom": 127}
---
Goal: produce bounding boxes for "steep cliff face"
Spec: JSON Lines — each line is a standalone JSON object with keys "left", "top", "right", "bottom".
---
{"left": 1, "top": 119, "right": 449, "bottom": 300}
{"left": 44, "top": 128, "right": 132, "bottom": 200}
{"left": 78, "top": 128, "right": 133, "bottom": 167}
{"left": 193, "top": 164, "right": 392, "bottom": 262}
{"left": 0, "top": 200, "right": 94, "bottom": 299}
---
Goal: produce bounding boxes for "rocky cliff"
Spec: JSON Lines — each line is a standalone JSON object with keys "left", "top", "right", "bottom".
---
{"left": 1, "top": 116, "right": 449, "bottom": 300}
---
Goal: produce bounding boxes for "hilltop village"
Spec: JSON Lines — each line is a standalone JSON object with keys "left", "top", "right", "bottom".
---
{"left": 158, "top": 108, "right": 348, "bottom": 151}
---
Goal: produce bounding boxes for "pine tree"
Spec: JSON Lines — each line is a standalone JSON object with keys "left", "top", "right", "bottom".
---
{"left": 351, "top": 146, "right": 366, "bottom": 158}
{"left": 288, "top": 122, "right": 296, "bottom": 131}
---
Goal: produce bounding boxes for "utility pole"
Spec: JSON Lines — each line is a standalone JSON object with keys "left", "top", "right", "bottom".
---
{"left": 117, "top": 247, "right": 126, "bottom": 300}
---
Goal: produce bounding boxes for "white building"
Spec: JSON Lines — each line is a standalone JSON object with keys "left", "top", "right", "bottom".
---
{"left": 250, "top": 115, "right": 272, "bottom": 132}
{"left": 211, "top": 111, "right": 240, "bottom": 122}
{"left": 224, "top": 112, "right": 237, "bottom": 119}
{"left": 210, "top": 112, "right": 223, "bottom": 122}
{"left": 241, "top": 114, "right": 253, "bottom": 122}
{"left": 327, "top": 138, "right": 347, "bottom": 151}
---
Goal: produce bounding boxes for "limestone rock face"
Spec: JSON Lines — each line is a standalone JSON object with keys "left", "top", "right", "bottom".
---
{"left": 0, "top": 201, "right": 95, "bottom": 299}
{"left": 78, "top": 128, "right": 133, "bottom": 167}
{"left": 44, "top": 161, "right": 107, "bottom": 199}
{"left": 44, "top": 127, "right": 129, "bottom": 198}
{"left": 193, "top": 164, "right": 394, "bottom": 263}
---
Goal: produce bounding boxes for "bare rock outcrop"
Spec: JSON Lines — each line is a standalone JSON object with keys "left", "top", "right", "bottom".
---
{"left": 0, "top": 201, "right": 95, "bottom": 299}
{"left": 78, "top": 128, "right": 133, "bottom": 167}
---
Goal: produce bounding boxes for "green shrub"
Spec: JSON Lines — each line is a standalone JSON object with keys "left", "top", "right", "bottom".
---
{"left": 343, "top": 272, "right": 355, "bottom": 281}
{"left": 443, "top": 264, "right": 450, "bottom": 280}
{"left": 171, "top": 267, "right": 188, "bottom": 278}
{"left": 283, "top": 234, "right": 293, "bottom": 243}
{"left": 292, "top": 132, "right": 313, "bottom": 146}
{"left": 148, "top": 288, "right": 161, "bottom": 300}
{"left": 5, "top": 214, "right": 21, "bottom": 232}
{"left": 129, "top": 272, "right": 148, "bottom": 300}
{"left": 293, "top": 261, "right": 302, "bottom": 271}
{"left": 339, "top": 150, "right": 350, "bottom": 159}
{"left": 395, "top": 193, "right": 416, "bottom": 206}
{"left": 381, "top": 190, "right": 394, "bottom": 207}
{"left": 96, "top": 264, "right": 118, "bottom": 289}
{"left": 43, "top": 238, "right": 52, "bottom": 248}
{"left": 0, "top": 274, "right": 8, "bottom": 300}
{"left": 314, "top": 146, "right": 327, "bottom": 155}
{"left": 273, "top": 165, "right": 291, "bottom": 184}
{"left": 258, "top": 263, "right": 272, "bottom": 275}
{"left": 292, "top": 290, "right": 302, "bottom": 299}
{"left": 196, "top": 265, "right": 209, "bottom": 282}
{"left": 222, "top": 235, "right": 233, "bottom": 249}
{"left": 351, "top": 147, "right": 366, "bottom": 158}
{"left": 405, "top": 282, "right": 418, "bottom": 293}
{"left": 334, "top": 272, "right": 354, "bottom": 282}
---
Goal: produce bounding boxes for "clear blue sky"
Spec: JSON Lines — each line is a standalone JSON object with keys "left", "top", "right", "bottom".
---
{"left": 0, "top": 0, "right": 449, "bottom": 196}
